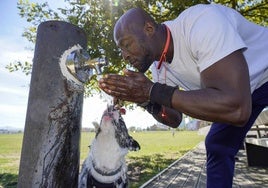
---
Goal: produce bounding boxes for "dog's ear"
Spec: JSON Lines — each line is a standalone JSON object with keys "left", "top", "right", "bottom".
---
{"left": 119, "top": 108, "right": 126, "bottom": 115}
{"left": 127, "top": 137, "right": 141, "bottom": 151}
{"left": 92, "top": 121, "right": 100, "bottom": 133}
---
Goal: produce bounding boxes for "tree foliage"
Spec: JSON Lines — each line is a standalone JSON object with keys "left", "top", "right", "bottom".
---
{"left": 212, "top": 0, "right": 268, "bottom": 25}
{"left": 6, "top": 0, "right": 268, "bottom": 94}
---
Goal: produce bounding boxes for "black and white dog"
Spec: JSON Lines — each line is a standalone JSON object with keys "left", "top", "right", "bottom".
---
{"left": 79, "top": 105, "right": 140, "bottom": 188}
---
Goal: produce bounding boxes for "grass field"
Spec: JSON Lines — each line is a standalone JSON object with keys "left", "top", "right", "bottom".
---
{"left": 0, "top": 131, "right": 204, "bottom": 188}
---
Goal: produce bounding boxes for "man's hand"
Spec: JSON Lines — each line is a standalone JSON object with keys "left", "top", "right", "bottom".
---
{"left": 98, "top": 69, "right": 154, "bottom": 104}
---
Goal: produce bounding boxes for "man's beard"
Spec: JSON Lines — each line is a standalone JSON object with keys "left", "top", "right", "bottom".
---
{"left": 138, "top": 63, "right": 151, "bottom": 73}
{"left": 137, "top": 54, "right": 153, "bottom": 73}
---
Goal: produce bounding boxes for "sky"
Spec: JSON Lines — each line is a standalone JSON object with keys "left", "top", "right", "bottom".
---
{"left": 0, "top": 0, "right": 157, "bottom": 130}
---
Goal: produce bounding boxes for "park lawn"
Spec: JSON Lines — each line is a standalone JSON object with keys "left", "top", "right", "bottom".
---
{"left": 0, "top": 131, "right": 204, "bottom": 188}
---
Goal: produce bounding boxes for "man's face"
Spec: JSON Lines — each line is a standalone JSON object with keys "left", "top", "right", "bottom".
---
{"left": 114, "top": 30, "right": 153, "bottom": 73}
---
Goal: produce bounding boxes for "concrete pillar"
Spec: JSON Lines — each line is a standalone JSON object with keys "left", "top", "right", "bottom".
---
{"left": 18, "top": 21, "right": 87, "bottom": 187}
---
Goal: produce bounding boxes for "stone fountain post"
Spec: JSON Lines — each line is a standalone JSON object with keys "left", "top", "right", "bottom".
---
{"left": 18, "top": 21, "right": 87, "bottom": 187}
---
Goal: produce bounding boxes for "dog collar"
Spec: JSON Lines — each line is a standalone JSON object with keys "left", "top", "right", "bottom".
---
{"left": 88, "top": 174, "right": 124, "bottom": 188}
{"left": 92, "top": 160, "right": 122, "bottom": 177}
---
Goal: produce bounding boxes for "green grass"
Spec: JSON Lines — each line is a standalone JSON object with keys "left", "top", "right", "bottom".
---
{"left": 0, "top": 131, "right": 204, "bottom": 188}
{"left": 0, "top": 134, "right": 23, "bottom": 188}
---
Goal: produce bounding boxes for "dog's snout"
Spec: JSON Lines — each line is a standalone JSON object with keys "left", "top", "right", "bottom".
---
{"left": 107, "top": 112, "right": 113, "bottom": 117}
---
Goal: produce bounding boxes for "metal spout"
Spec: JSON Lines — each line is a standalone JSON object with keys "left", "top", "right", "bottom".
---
{"left": 66, "top": 49, "right": 108, "bottom": 83}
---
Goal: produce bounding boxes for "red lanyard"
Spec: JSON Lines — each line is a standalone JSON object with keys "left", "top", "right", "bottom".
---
{"left": 156, "top": 25, "right": 171, "bottom": 118}
{"left": 157, "top": 25, "right": 171, "bottom": 69}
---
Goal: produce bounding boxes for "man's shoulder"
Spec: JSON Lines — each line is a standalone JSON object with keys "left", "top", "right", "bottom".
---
{"left": 180, "top": 3, "right": 227, "bottom": 18}
{"left": 164, "top": 4, "right": 226, "bottom": 33}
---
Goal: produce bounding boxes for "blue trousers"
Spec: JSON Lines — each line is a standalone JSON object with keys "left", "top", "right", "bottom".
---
{"left": 205, "top": 81, "right": 268, "bottom": 188}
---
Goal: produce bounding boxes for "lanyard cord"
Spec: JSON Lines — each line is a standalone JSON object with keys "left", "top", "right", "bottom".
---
{"left": 156, "top": 25, "right": 171, "bottom": 118}
{"left": 157, "top": 24, "right": 171, "bottom": 69}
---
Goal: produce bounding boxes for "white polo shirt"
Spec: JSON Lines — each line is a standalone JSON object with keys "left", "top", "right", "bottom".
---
{"left": 151, "top": 3, "right": 268, "bottom": 93}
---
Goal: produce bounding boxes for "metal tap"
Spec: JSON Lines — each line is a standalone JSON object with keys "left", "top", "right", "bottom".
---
{"left": 66, "top": 49, "right": 108, "bottom": 83}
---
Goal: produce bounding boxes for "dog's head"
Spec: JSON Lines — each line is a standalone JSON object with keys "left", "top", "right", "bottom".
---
{"left": 95, "top": 105, "right": 140, "bottom": 151}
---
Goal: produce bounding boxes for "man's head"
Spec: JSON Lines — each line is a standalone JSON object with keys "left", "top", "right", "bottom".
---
{"left": 113, "top": 8, "right": 160, "bottom": 73}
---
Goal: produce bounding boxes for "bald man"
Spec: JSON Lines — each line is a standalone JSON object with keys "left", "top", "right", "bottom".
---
{"left": 99, "top": 3, "right": 268, "bottom": 188}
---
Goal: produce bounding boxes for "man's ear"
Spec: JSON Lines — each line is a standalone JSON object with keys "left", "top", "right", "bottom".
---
{"left": 144, "top": 22, "right": 155, "bottom": 37}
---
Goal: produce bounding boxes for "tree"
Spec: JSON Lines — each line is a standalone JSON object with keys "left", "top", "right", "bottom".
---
{"left": 6, "top": 0, "right": 268, "bottom": 95}
{"left": 211, "top": 0, "right": 268, "bottom": 26}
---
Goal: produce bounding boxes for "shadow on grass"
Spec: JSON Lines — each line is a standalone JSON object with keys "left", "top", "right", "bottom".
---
{"left": 0, "top": 173, "right": 17, "bottom": 188}
{"left": 127, "top": 153, "right": 186, "bottom": 188}
{"left": 0, "top": 151, "right": 188, "bottom": 188}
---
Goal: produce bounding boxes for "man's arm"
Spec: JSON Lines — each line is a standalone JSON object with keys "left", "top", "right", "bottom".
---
{"left": 169, "top": 50, "right": 252, "bottom": 126}
{"left": 99, "top": 50, "right": 251, "bottom": 127}
{"left": 153, "top": 106, "right": 182, "bottom": 128}
{"left": 142, "top": 103, "right": 182, "bottom": 128}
